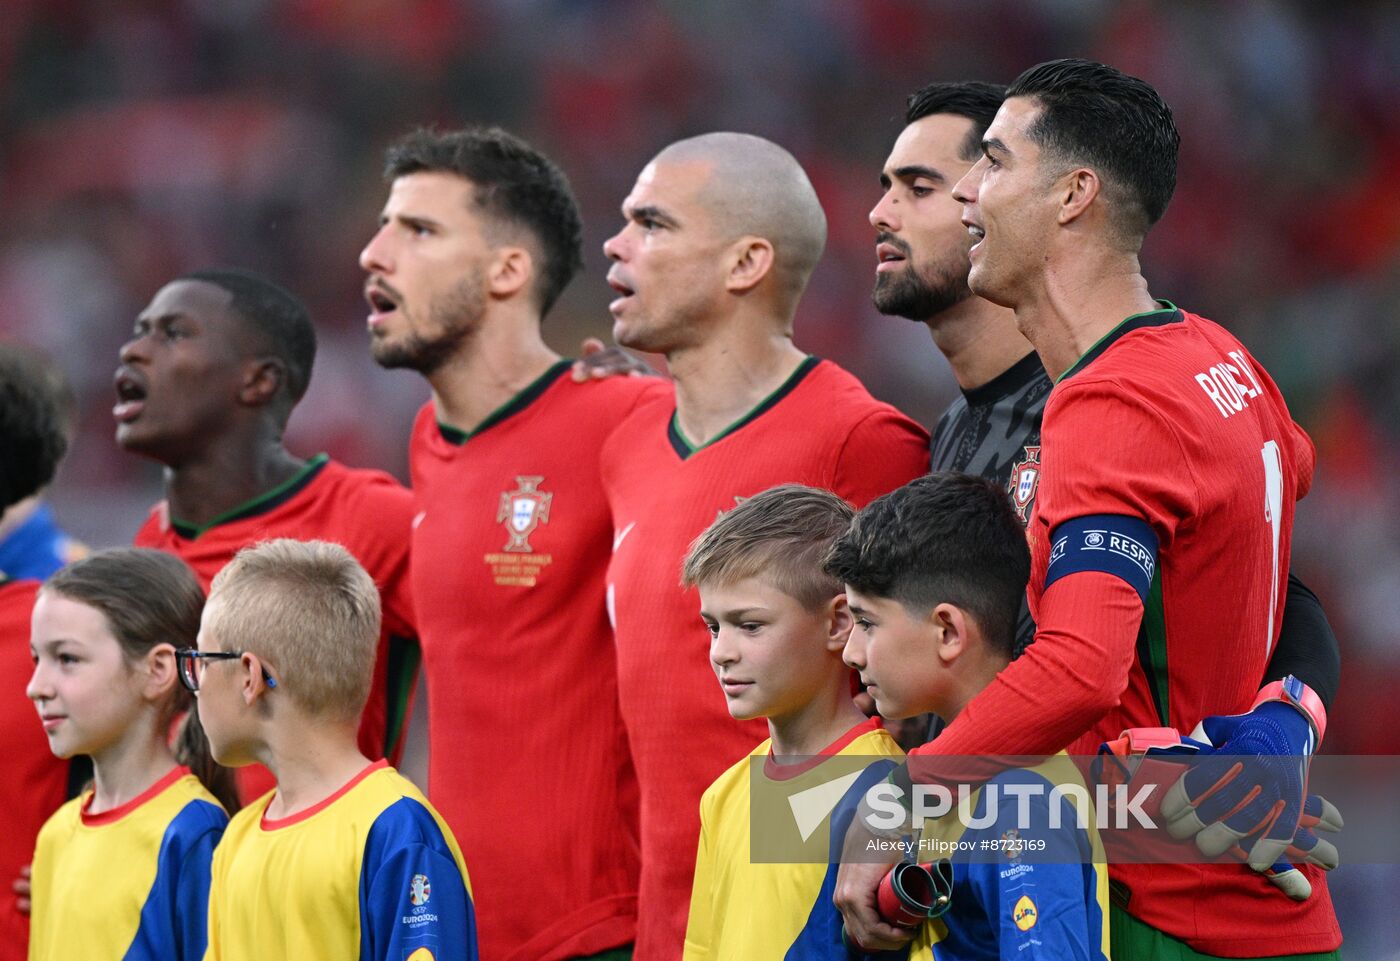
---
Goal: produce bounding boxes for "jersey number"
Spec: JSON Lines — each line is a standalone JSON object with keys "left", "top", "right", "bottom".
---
{"left": 1261, "top": 440, "right": 1283, "bottom": 659}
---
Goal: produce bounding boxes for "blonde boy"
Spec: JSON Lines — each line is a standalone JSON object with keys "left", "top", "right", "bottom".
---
{"left": 679, "top": 485, "right": 929, "bottom": 960}
{"left": 194, "top": 538, "right": 477, "bottom": 960}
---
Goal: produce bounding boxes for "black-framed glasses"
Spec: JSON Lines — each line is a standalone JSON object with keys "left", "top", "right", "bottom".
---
{"left": 176, "top": 649, "right": 278, "bottom": 694}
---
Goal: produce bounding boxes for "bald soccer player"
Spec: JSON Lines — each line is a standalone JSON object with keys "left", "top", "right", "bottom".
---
{"left": 600, "top": 133, "right": 931, "bottom": 959}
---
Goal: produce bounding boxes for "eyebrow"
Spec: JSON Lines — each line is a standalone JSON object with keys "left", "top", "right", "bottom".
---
{"left": 892, "top": 164, "right": 947, "bottom": 184}
{"left": 380, "top": 211, "right": 442, "bottom": 231}
{"left": 981, "top": 137, "right": 1009, "bottom": 159}
{"left": 625, "top": 203, "right": 679, "bottom": 228}
{"left": 847, "top": 603, "right": 869, "bottom": 617}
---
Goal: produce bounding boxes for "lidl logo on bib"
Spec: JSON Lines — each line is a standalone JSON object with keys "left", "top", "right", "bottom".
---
{"left": 1013, "top": 895, "right": 1037, "bottom": 932}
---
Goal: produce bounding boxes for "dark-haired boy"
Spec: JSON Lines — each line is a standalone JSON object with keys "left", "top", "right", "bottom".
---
{"left": 363, "top": 126, "right": 656, "bottom": 961}
{"left": 116, "top": 269, "right": 420, "bottom": 804}
{"left": 680, "top": 484, "right": 932, "bottom": 961}
{"left": 829, "top": 472, "right": 1108, "bottom": 961}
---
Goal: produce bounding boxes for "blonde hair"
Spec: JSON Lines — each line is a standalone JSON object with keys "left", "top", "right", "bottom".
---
{"left": 681, "top": 484, "right": 853, "bottom": 611}
{"left": 206, "top": 539, "right": 380, "bottom": 721}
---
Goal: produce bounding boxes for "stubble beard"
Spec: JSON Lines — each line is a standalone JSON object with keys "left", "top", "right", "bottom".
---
{"left": 370, "top": 276, "right": 487, "bottom": 376}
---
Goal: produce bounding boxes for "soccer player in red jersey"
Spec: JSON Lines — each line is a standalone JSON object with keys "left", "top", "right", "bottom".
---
{"left": 600, "top": 132, "right": 931, "bottom": 959}
{"left": 0, "top": 354, "right": 71, "bottom": 961}
{"left": 872, "top": 77, "right": 1342, "bottom": 854}
{"left": 838, "top": 60, "right": 1341, "bottom": 959}
{"left": 114, "top": 270, "right": 418, "bottom": 805}
{"left": 361, "top": 127, "right": 653, "bottom": 961}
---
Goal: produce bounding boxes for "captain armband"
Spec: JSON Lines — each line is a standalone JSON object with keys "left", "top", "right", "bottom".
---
{"left": 1044, "top": 514, "right": 1160, "bottom": 603}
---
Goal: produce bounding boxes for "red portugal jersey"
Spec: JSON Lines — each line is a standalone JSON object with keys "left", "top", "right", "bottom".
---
{"left": 410, "top": 362, "right": 661, "bottom": 961}
{"left": 601, "top": 357, "right": 930, "bottom": 960}
{"left": 0, "top": 578, "right": 71, "bottom": 961}
{"left": 913, "top": 306, "right": 1336, "bottom": 955}
{"left": 134, "top": 455, "right": 418, "bottom": 805}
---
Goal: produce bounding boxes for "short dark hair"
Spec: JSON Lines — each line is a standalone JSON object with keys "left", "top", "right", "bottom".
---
{"left": 384, "top": 127, "right": 584, "bottom": 318}
{"left": 1006, "top": 58, "right": 1179, "bottom": 238}
{"left": 179, "top": 268, "right": 317, "bottom": 406}
{"left": 905, "top": 81, "right": 1007, "bottom": 162}
{"left": 824, "top": 472, "right": 1030, "bottom": 659}
{"left": 682, "top": 484, "right": 853, "bottom": 611}
{"left": 0, "top": 347, "right": 68, "bottom": 509}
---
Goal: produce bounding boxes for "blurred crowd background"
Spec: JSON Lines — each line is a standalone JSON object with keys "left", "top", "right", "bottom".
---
{"left": 2, "top": 0, "right": 1397, "bottom": 953}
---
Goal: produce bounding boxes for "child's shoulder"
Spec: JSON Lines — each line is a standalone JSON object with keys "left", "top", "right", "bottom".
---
{"left": 702, "top": 738, "right": 772, "bottom": 806}
{"left": 844, "top": 723, "right": 904, "bottom": 760}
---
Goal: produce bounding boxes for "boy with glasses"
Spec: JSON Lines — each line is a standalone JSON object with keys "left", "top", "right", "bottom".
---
{"left": 193, "top": 538, "right": 477, "bottom": 960}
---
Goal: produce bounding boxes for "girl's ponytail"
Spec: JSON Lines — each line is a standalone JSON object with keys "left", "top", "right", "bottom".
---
{"left": 174, "top": 705, "right": 240, "bottom": 814}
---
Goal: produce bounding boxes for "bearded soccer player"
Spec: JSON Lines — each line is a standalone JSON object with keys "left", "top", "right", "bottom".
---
{"left": 114, "top": 269, "right": 418, "bottom": 804}
{"left": 600, "top": 132, "right": 930, "bottom": 959}
{"left": 838, "top": 61, "right": 1341, "bottom": 959}
{"left": 362, "top": 127, "right": 651, "bottom": 961}
{"left": 0, "top": 353, "right": 72, "bottom": 961}
{"left": 871, "top": 78, "right": 1341, "bottom": 829}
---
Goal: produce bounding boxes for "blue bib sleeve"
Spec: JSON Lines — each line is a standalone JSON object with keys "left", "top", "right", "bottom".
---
{"left": 358, "top": 797, "right": 478, "bottom": 961}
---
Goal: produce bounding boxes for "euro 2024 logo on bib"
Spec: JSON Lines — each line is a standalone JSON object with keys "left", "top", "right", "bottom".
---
{"left": 496, "top": 476, "right": 552, "bottom": 552}
{"left": 409, "top": 873, "right": 431, "bottom": 906}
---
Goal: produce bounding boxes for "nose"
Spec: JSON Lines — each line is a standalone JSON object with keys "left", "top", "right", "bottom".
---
{"left": 360, "top": 225, "right": 393, "bottom": 275}
{"left": 951, "top": 158, "right": 984, "bottom": 206}
{"left": 842, "top": 627, "right": 868, "bottom": 673}
{"left": 26, "top": 660, "right": 50, "bottom": 703}
{"left": 119, "top": 327, "right": 150, "bottom": 365}
{"left": 710, "top": 627, "right": 739, "bottom": 669}
{"left": 602, "top": 226, "right": 628, "bottom": 263}
{"left": 869, "top": 189, "right": 900, "bottom": 232}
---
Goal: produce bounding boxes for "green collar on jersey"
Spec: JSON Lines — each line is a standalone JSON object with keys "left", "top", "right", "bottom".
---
{"left": 668, "top": 355, "right": 820, "bottom": 460}
{"left": 169, "top": 453, "right": 330, "bottom": 540}
{"left": 1056, "top": 301, "right": 1181, "bottom": 384}
{"left": 437, "top": 359, "right": 572, "bottom": 446}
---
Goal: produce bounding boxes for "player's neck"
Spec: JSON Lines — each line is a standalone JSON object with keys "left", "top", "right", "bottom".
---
{"left": 88, "top": 719, "right": 179, "bottom": 816}
{"left": 667, "top": 327, "right": 807, "bottom": 448}
{"left": 925, "top": 297, "right": 1034, "bottom": 391}
{"left": 767, "top": 683, "right": 869, "bottom": 761}
{"left": 260, "top": 721, "right": 372, "bottom": 821}
{"left": 1013, "top": 252, "right": 1156, "bottom": 381}
{"left": 164, "top": 434, "right": 306, "bottom": 529}
{"left": 428, "top": 318, "right": 560, "bottom": 436}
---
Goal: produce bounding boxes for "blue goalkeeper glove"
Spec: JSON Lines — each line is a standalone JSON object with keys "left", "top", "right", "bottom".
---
{"left": 1157, "top": 676, "right": 1341, "bottom": 899}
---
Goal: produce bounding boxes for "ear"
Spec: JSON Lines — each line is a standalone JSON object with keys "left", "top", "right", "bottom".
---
{"left": 487, "top": 246, "right": 534, "bottom": 300}
{"left": 930, "top": 602, "right": 973, "bottom": 666}
{"left": 240, "top": 652, "right": 275, "bottom": 706}
{"left": 826, "top": 594, "right": 854, "bottom": 651}
{"left": 237, "top": 357, "right": 287, "bottom": 408}
{"left": 725, "top": 237, "right": 775, "bottom": 294}
{"left": 141, "top": 643, "right": 179, "bottom": 701}
{"left": 1057, "top": 167, "right": 1102, "bottom": 226}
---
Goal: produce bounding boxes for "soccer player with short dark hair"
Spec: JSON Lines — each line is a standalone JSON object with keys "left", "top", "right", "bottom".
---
{"left": 870, "top": 76, "right": 1342, "bottom": 831}
{"left": 840, "top": 59, "right": 1340, "bottom": 959}
{"left": 362, "top": 125, "right": 655, "bottom": 961}
{"left": 115, "top": 268, "right": 419, "bottom": 805}
{"left": 600, "top": 131, "right": 930, "bottom": 958}
{"left": 0, "top": 352, "right": 73, "bottom": 961}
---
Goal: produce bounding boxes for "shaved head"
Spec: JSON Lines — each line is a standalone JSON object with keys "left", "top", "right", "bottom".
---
{"left": 654, "top": 132, "right": 827, "bottom": 300}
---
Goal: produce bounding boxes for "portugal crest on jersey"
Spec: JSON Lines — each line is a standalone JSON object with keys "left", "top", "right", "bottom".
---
{"left": 496, "top": 476, "right": 552, "bottom": 553}
{"left": 1008, "top": 446, "right": 1042, "bottom": 524}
